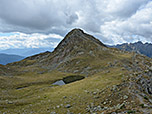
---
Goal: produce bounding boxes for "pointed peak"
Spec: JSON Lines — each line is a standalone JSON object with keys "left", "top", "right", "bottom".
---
{"left": 70, "top": 28, "right": 84, "bottom": 33}
{"left": 54, "top": 28, "right": 106, "bottom": 52}
{"left": 137, "top": 41, "right": 143, "bottom": 44}
{"left": 65, "top": 28, "right": 84, "bottom": 38}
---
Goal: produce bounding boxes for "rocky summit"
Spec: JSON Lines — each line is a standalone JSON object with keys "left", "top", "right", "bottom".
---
{"left": 0, "top": 29, "right": 152, "bottom": 114}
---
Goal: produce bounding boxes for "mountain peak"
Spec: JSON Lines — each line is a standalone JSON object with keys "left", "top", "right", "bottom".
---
{"left": 135, "top": 41, "right": 143, "bottom": 44}
{"left": 69, "top": 28, "right": 84, "bottom": 34}
{"left": 63, "top": 28, "right": 85, "bottom": 41}
{"left": 54, "top": 28, "right": 106, "bottom": 52}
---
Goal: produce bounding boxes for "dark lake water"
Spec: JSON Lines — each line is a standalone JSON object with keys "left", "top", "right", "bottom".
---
{"left": 52, "top": 75, "right": 85, "bottom": 86}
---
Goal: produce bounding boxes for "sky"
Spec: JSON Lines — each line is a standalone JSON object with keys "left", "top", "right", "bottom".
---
{"left": 0, "top": 0, "right": 152, "bottom": 50}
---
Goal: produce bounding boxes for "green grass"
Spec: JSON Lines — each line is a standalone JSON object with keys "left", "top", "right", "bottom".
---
{"left": 0, "top": 66, "right": 142, "bottom": 114}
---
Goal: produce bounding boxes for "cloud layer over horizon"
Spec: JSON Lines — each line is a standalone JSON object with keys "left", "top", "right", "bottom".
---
{"left": 0, "top": 0, "right": 152, "bottom": 49}
{"left": 0, "top": 32, "right": 62, "bottom": 50}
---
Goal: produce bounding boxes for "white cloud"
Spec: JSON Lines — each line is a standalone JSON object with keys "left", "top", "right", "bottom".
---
{"left": 0, "top": 32, "right": 63, "bottom": 50}
{"left": 0, "top": 0, "right": 151, "bottom": 46}
{"left": 106, "top": 0, "right": 149, "bottom": 18}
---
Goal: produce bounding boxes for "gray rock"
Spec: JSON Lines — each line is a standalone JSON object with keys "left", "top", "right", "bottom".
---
{"left": 93, "top": 92, "right": 97, "bottom": 95}
{"left": 65, "top": 104, "right": 71, "bottom": 108}
{"left": 8, "top": 101, "right": 13, "bottom": 104}
{"left": 116, "top": 103, "right": 125, "bottom": 109}
{"left": 94, "top": 96, "right": 100, "bottom": 99}
{"left": 123, "top": 95, "right": 128, "bottom": 100}
{"left": 149, "top": 66, "right": 152, "bottom": 71}
{"left": 56, "top": 105, "right": 60, "bottom": 108}
{"left": 112, "top": 85, "right": 117, "bottom": 91}
{"left": 144, "top": 104, "right": 149, "bottom": 107}
{"left": 63, "top": 96, "right": 67, "bottom": 99}
{"left": 97, "top": 106, "right": 102, "bottom": 111}
{"left": 103, "top": 102, "right": 106, "bottom": 105}
{"left": 103, "top": 107, "right": 108, "bottom": 110}
{"left": 84, "top": 90, "right": 89, "bottom": 93}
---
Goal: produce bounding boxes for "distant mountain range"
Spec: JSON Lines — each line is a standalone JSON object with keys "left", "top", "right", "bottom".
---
{"left": 109, "top": 41, "right": 152, "bottom": 58}
{"left": 0, "top": 47, "right": 54, "bottom": 57}
{"left": 0, "top": 47, "right": 54, "bottom": 64}
{"left": 0, "top": 53, "right": 24, "bottom": 65}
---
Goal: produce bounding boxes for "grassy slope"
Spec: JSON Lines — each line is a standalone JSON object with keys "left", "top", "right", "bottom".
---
{"left": 0, "top": 68, "right": 146, "bottom": 114}
{"left": 0, "top": 29, "right": 152, "bottom": 113}
{"left": 0, "top": 68, "right": 128, "bottom": 113}
{"left": 1, "top": 49, "right": 151, "bottom": 114}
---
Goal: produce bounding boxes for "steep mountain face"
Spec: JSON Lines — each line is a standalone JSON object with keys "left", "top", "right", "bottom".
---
{"left": 53, "top": 29, "right": 106, "bottom": 60}
{"left": 9, "top": 29, "right": 108, "bottom": 74}
{"left": 0, "top": 29, "right": 152, "bottom": 114}
{"left": 54, "top": 28, "right": 106, "bottom": 52}
{"left": 0, "top": 53, "right": 24, "bottom": 65}
{"left": 110, "top": 41, "right": 152, "bottom": 58}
